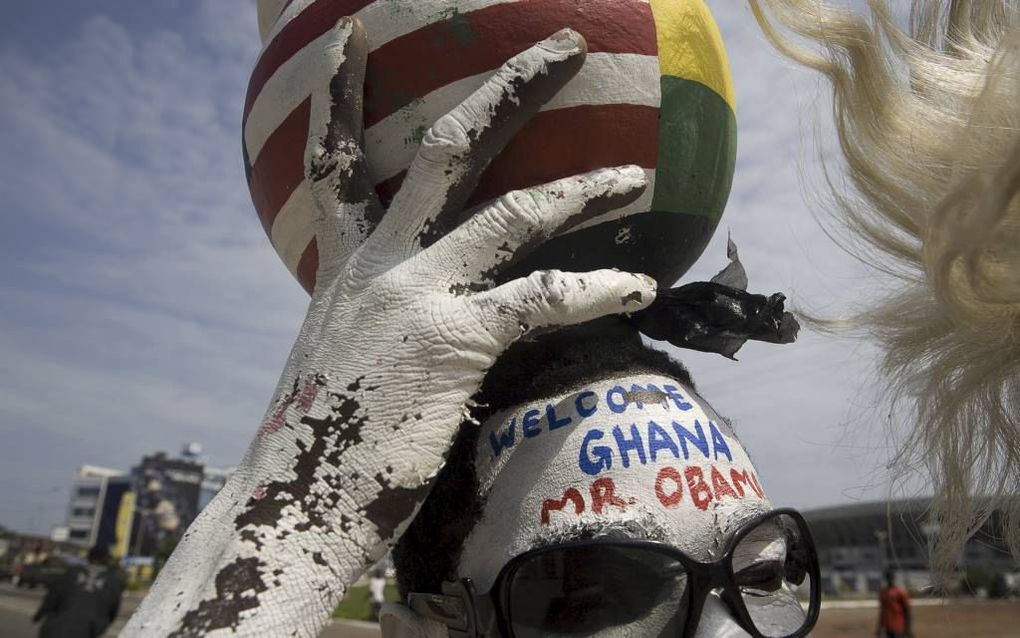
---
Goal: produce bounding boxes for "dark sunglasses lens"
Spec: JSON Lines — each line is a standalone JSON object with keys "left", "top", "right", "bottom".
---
{"left": 507, "top": 544, "right": 689, "bottom": 637}
{"left": 732, "top": 513, "right": 816, "bottom": 637}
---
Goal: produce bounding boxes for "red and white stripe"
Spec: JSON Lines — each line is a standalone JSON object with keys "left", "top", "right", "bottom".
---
{"left": 248, "top": 0, "right": 660, "bottom": 289}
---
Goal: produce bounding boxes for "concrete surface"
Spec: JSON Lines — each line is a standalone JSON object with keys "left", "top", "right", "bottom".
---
{"left": 0, "top": 582, "right": 382, "bottom": 637}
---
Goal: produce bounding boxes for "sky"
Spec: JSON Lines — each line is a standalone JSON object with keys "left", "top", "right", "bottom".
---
{"left": 0, "top": 0, "right": 911, "bottom": 537}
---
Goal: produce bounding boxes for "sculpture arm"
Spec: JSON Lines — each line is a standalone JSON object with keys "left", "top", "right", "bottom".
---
{"left": 122, "top": 21, "right": 655, "bottom": 637}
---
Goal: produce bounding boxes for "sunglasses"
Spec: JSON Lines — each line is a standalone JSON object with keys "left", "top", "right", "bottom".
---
{"left": 407, "top": 508, "right": 821, "bottom": 637}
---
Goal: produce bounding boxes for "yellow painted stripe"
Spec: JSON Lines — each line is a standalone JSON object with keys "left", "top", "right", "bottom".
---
{"left": 650, "top": 0, "right": 735, "bottom": 112}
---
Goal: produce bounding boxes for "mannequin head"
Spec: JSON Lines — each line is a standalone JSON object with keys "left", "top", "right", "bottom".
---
{"left": 386, "top": 332, "right": 784, "bottom": 637}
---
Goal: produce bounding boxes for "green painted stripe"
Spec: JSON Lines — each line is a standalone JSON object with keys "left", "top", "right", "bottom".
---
{"left": 651, "top": 75, "right": 737, "bottom": 220}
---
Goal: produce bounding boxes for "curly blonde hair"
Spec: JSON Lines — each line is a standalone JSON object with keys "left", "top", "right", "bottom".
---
{"left": 749, "top": 0, "right": 1020, "bottom": 578}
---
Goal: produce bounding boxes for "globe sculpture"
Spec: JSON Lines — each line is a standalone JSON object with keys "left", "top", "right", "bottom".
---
{"left": 244, "top": 0, "right": 736, "bottom": 293}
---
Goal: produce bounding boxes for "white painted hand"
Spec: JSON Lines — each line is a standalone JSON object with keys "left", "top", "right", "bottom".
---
{"left": 125, "top": 19, "right": 656, "bottom": 637}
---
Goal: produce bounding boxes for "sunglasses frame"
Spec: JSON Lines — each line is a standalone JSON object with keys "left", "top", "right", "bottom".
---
{"left": 407, "top": 508, "right": 821, "bottom": 638}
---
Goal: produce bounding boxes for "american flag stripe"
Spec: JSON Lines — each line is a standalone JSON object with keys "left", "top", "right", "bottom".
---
{"left": 284, "top": 167, "right": 657, "bottom": 293}
{"left": 360, "top": 0, "right": 656, "bottom": 127}
{"left": 373, "top": 100, "right": 659, "bottom": 218}
{"left": 254, "top": 0, "right": 654, "bottom": 100}
{"left": 274, "top": 104, "right": 659, "bottom": 276}
{"left": 248, "top": 0, "right": 533, "bottom": 124}
{"left": 247, "top": 0, "right": 669, "bottom": 293}
{"left": 244, "top": 0, "right": 656, "bottom": 162}
{"left": 257, "top": 0, "right": 291, "bottom": 43}
{"left": 247, "top": 47, "right": 658, "bottom": 167}
{"left": 279, "top": 0, "right": 298, "bottom": 17}
{"left": 250, "top": 90, "right": 660, "bottom": 256}
{"left": 248, "top": 97, "right": 310, "bottom": 236}
{"left": 364, "top": 53, "right": 661, "bottom": 186}
{"left": 269, "top": 179, "right": 315, "bottom": 276}
{"left": 246, "top": 0, "right": 374, "bottom": 120}
{"left": 263, "top": 0, "right": 528, "bottom": 53}
{"left": 464, "top": 105, "right": 658, "bottom": 206}
{"left": 295, "top": 239, "right": 319, "bottom": 294}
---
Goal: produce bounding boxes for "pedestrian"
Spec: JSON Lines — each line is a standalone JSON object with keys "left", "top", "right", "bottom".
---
{"left": 33, "top": 545, "right": 125, "bottom": 638}
{"left": 876, "top": 569, "right": 912, "bottom": 638}
{"left": 369, "top": 569, "right": 386, "bottom": 623}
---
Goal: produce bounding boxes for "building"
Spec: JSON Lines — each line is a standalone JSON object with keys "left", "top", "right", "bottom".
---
{"left": 804, "top": 498, "right": 1015, "bottom": 594}
{"left": 64, "top": 465, "right": 133, "bottom": 551}
{"left": 129, "top": 451, "right": 205, "bottom": 557}
{"left": 176, "top": 441, "right": 236, "bottom": 511}
{"left": 60, "top": 445, "right": 235, "bottom": 560}
{"left": 199, "top": 465, "right": 235, "bottom": 511}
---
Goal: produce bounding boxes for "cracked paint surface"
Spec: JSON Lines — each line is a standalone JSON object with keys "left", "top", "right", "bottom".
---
{"left": 124, "top": 10, "right": 659, "bottom": 638}
{"left": 169, "top": 557, "right": 269, "bottom": 637}
{"left": 460, "top": 374, "right": 772, "bottom": 593}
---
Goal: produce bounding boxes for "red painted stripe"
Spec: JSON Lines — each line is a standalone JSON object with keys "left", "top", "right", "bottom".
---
{"left": 374, "top": 104, "right": 659, "bottom": 206}
{"left": 245, "top": 0, "right": 657, "bottom": 125}
{"left": 468, "top": 104, "right": 659, "bottom": 204}
{"left": 246, "top": 0, "right": 374, "bottom": 121}
{"left": 248, "top": 97, "right": 311, "bottom": 235}
{"left": 363, "top": 1, "right": 656, "bottom": 127}
{"left": 297, "top": 104, "right": 657, "bottom": 295}
{"left": 296, "top": 238, "right": 318, "bottom": 294}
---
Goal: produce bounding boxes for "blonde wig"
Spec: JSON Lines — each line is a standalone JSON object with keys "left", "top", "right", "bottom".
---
{"left": 749, "top": 0, "right": 1020, "bottom": 577}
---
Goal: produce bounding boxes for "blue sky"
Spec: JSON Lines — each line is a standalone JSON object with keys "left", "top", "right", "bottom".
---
{"left": 0, "top": 1, "right": 906, "bottom": 536}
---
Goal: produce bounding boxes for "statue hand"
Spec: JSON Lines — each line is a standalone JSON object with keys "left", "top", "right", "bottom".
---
{"left": 285, "top": 18, "right": 655, "bottom": 548}
{"left": 126, "top": 20, "right": 655, "bottom": 637}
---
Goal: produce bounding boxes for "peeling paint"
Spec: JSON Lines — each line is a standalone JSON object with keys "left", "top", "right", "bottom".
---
{"left": 362, "top": 474, "right": 433, "bottom": 541}
{"left": 170, "top": 557, "right": 269, "bottom": 637}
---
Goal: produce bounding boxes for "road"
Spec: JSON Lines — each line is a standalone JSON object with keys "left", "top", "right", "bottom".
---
{"left": 813, "top": 598, "right": 1020, "bottom": 638}
{"left": 0, "top": 583, "right": 46, "bottom": 637}
{"left": 0, "top": 582, "right": 381, "bottom": 637}
{"left": 0, "top": 582, "right": 145, "bottom": 636}
{"left": 8, "top": 580, "right": 1015, "bottom": 637}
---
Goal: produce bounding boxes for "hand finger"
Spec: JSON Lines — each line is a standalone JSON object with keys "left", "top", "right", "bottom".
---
{"left": 424, "top": 166, "right": 648, "bottom": 291}
{"left": 304, "top": 17, "right": 384, "bottom": 277}
{"left": 367, "top": 29, "right": 588, "bottom": 259}
{"left": 473, "top": 269, "right": 657, "bottom": 346}
{"left": 306, "top": 17, "right": 367, "bottom": 181}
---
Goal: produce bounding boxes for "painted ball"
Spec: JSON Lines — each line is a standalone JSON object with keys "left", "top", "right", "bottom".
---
{"left": 244, "top": 0, "right": 737, "bottom": 294}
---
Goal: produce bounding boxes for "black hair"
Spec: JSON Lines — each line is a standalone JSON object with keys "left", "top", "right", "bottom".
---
{"left": 393, "top": 322, "right": 694, "bottom": 597}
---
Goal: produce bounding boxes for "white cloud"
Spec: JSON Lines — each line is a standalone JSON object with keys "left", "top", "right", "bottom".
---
{"left": 0, "top": 0, "right": 306, "bottom": 533}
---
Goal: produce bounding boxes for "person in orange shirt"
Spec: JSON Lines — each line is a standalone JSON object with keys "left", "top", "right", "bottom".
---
{"left": 876, "top": 569, "right": 912, "bottom": 638}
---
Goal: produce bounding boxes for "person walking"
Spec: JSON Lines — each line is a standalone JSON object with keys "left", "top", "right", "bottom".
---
{"left": 369, "top": 569, "right": 387, "bottom": 623}
{"left": 33, "top": 545, "right": 125, "bottom": 638}
{"left": 876, "top": 569, "right": 912, "bottom": 638}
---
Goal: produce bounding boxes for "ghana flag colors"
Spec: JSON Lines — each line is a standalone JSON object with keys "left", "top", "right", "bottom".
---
{"left": 244, "top": 0, "right": 736, "bottom": 293}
